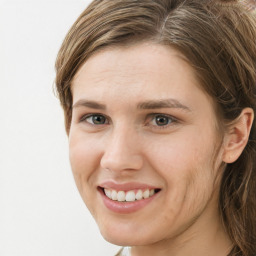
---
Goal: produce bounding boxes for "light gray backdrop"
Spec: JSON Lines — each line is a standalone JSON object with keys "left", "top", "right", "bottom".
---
{"left": 0, "top": 0, "right": 119, "bottom": 255}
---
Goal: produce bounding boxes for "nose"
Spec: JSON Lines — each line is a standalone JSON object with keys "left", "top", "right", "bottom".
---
{"left": 100, "top": 126, "right": 143, "bottom": 172}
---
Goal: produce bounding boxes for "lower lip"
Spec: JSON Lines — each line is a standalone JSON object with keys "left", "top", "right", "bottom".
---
{"left": 98, "top": 188, "right": 159, "bottom": 214}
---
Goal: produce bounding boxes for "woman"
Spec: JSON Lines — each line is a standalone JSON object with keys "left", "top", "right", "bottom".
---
{"left": 55, "top": 0, "right": 256, "bottom": 255}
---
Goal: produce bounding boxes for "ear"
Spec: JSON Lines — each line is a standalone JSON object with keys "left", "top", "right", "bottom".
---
{"left": 222, "top": 108, "right": 254, "bottom": 164}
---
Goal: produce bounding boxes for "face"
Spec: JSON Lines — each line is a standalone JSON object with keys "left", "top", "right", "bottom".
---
{"left": 69, "top": 43, "right": 225, "bottom": 247}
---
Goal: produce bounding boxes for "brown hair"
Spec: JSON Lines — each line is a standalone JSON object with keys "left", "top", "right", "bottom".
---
{"left": 55, "top": 0, "right": 256, "bottom": 255}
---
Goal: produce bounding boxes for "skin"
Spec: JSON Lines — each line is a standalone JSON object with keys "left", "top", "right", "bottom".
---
{"left": 69, "top": 43, "right": 236, "bottom": 256}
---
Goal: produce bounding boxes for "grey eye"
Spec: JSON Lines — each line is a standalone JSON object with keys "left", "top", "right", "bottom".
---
{"left": 154, "top": 115, "right": 171, "bottom": 126}
{"left": 86, "top": 115, "right": 106, "bottom": 125}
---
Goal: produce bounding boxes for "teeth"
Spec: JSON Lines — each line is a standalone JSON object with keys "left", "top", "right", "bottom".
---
{"left": 117, "top": 191, "right": 126, "bottom": 202}
{"left": 105, "top": 189, "right": 112, "bottom": 199}
{"left": 104, "top": 188, "right": 157, "bottom": 202}
{"left": 143, "top": 189, "right": 150, "bottom": 199}
{"left": 126, "top": 191, "right": 136, "bottom": 202}
{"left": 111, "top": 190, "right": 118, "bottom": 201}
{"left": 135, "top": 189, "right": 143, "bottom": 200}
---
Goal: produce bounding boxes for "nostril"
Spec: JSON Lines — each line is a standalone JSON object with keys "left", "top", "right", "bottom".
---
{"left": 100, "top": 155, "right": 143, "bottom": 172}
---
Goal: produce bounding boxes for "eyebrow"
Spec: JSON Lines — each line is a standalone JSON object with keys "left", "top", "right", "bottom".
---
{"left": 72, "top": 100, "right": 106, "bottom": 110}
{"left": 137, "top": 99, "right": 191, "bottom": 111}
{"left": 72, "top": 98, "right": 191, "bottom": 111}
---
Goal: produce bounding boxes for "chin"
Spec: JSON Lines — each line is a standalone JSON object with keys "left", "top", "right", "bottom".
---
{"left": 102, "top": 234, "right": 134, "bottom": 246}
{"left": 98, "top": 223, "right": 160, "bottom": 247}
{"left": 102, "top": 234, "right": 151, "bottom": 247}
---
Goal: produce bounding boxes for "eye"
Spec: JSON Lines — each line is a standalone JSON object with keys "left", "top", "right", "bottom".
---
{"left": 81, "top": 114, "right": 108, "bottom": 125}
{"left": 147, "top": 114, "right": 177, "bottom": 128}
{"left": 154, "top": 115, "right": 172, "bottom": 126}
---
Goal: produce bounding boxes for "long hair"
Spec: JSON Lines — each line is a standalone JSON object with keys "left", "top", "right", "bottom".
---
{"left": 55, "top": 1, "right": 256, "bottom": 255}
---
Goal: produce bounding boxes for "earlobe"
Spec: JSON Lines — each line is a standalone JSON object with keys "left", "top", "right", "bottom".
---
{"left": 222, "top": 108, "right": 254, "bottom": 164}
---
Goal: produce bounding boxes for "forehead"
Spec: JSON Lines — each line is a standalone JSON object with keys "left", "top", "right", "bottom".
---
{"left": 74, "top": 43, "right": 190, "bottom": 78}
{"left": 71, "top": 42, "right": 215, "bottom": 113}
{"left": 74, "top": 44, "right": 192, "bottom": 88}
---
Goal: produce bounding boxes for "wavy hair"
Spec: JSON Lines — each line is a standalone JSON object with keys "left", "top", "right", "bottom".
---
{"left": 55, "top": 1, "right": 256, "bottom": 255}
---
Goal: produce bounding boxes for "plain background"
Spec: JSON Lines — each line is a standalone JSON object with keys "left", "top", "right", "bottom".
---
{"left": 0, "top": 0, "right": 120, "bottom": 255}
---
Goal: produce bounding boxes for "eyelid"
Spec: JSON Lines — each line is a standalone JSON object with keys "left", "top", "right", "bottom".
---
{"left": 77, "top": 112, "right": 179, "bottom": 130}
{"left": 80, "top": 113, "right": 110, "bottom": 125}
{"left": 145, "top": 113, "right": 178, "bottom": 128}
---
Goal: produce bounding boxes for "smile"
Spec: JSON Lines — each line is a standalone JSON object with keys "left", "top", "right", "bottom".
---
{"left": 103, "top": 188, "right": 157, "bottom": 202}
{"left": 98, "top": 182, "right": 161, "bottom": 213}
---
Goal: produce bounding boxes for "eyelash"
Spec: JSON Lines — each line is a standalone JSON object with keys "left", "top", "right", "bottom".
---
{"left": 79, "top": 113, "right": 178, "bottom": 129}
{"left": 80, "top": 113, "right": 109, "bottom": 126}
{"left": 146, "top": 114, "right": 178, "bottom": 130}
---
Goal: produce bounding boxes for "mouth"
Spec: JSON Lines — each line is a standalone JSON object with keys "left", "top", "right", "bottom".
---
{"left": 100, "top": 187, "right": 161, "bottom": 202}
{"left": 98, "top": 182, "right": 161, "bottom": 213}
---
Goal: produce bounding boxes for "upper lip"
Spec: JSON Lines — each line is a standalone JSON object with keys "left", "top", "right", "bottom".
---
{"left": 98, "top": 181, "right": 160, "bottom": 191}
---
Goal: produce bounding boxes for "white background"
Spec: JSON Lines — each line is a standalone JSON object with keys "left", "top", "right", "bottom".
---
{"left": 0, "top": 0, "right": 120, "bottom": 255}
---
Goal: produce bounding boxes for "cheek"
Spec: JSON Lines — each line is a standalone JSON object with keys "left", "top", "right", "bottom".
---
{"left": 146, "top": 132, "right": 215, "bottom": 176}
{"left": 69, "top": 130, "right": 101, "bottom": 168}
{"left": 68, "top": 132, "right": 102, "bottom": 194}
{"left": 145, "top": 131, "right": 218, "bottom": 206}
